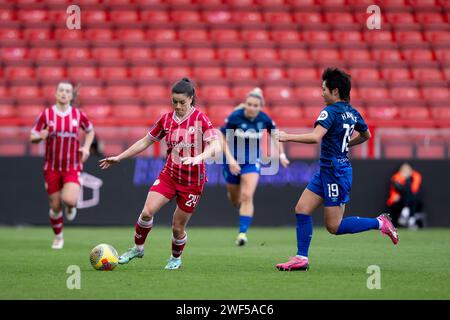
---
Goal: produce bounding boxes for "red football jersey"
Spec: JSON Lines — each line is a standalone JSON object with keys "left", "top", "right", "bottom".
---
{"left": 148, "top": 107, "right": 218, "bottom": 186}
{"left": 31, "top": 105, "right": 93, "bottom": 172}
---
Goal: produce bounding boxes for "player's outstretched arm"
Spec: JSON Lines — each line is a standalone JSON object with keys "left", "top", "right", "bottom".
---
{"left": 348, "top": 129, "right": 371, "bottom": 148}
{"left": 278, "top": 125, "right": 328, "bottom": 144}
{"left": 99, "top": 134, "right": 154, "bottom": 169}
{"left": 270, "top": 133, "right": 290, "bottom": 168}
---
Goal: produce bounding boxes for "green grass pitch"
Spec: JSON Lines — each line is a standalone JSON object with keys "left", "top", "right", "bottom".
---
{"left": 0, "top": 226, "right": 449, "bottom": 300}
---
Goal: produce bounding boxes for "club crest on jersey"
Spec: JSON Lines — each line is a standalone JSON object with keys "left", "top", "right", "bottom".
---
{"left": 153, "top": 179, "right": 160, "bottom": 186}
{"left": 188, "top": 126, "right": 196, "bottom": 135}
{"left": 257, "top": 122, "right": 264, "bottom": 129}
{"left": 72, "top": 119, "right": 78, "bottom": 127}
{"left": 241, "top": 123, "right": 248, "bottom": 129}
{"left": 317, "top": 110, "right": 328, "bottom": 121}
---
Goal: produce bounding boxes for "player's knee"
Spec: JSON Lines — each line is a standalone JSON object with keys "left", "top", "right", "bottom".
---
{"left": 326, "top": 223, "right": 340, "bottom": 235}
{"left": 62, "top": 197, "right": 77, "bottom": 208}
{"left": 140, "top": 210, "right": 153, "bottom": 221}
{"left": 295, "top": 203, "right": 311, "bottom": 214}
{"left": 240, "top": 191, "right": 253, "bottom": 203}
{"left": 171, "top": 223, "right": 185, "bottom": 237}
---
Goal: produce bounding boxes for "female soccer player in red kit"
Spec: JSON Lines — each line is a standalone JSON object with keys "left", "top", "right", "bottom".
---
{"left": 30, "top": 81, "right": 95, "bottom": 249}
{"left": 99, "top": 78, "right": 221, "bottom": 270}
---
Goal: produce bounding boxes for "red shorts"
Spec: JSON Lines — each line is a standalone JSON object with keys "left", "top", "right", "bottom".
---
{"left": 150, "top": 172, "right": 204, "bottom": 214}
{"left": 44, "top": 170, "right": 80, "bottom": 195}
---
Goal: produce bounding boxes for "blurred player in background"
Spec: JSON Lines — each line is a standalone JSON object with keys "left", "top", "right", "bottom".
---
{"left": 30, "top": 81, "right": 95, "bottom": 249}
{"left": 276, "top": 68, "right": 399, "bottom": 271}
{"left": 221, "top": 88, "right": 290, "bottom": 246}
{"left": 99, "top": 78, "right": 221, "bottom": 270}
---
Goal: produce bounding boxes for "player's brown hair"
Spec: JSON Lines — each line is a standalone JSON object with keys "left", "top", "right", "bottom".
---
{"left": 171, "top": 77, "right": 197, "bottom": 106}
{"left": 57, "top": 80, "right": 80, "bottom": 106}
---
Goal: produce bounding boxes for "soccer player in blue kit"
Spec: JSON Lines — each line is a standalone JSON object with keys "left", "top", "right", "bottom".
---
{"left": 221, "top": 88, "right": 290, "bottom": 246}
{"left": 276, "top": 68, "right": 399, "bottom": 271}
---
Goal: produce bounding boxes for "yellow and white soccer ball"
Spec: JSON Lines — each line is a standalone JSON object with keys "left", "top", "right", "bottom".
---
{"left": 89, "top": 244, "right": 119, "bottom": 271}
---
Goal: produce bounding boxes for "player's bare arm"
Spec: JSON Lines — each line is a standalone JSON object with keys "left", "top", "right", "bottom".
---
{"left": 99, "top": 134, "right": 154, "bottom": 169}
{"left": 220, "top": 132, "right": 241, "bottom": 175}
{"left": 278, "top": 124, "right": 328, "bottom": 144}
{"left": 29, "top": 128, "right": 49, "bottom": 144}
{"left": 79, "top": 129, "right": 95, "bottom": 163}
{"left": 348, "top": 129, "right": 371, "bottom": 148}
{"left": 270, "top": 133, "right": 290, "bottom": 168}
{"left": 181, "top": 138, "right": 222, "bottom": 165}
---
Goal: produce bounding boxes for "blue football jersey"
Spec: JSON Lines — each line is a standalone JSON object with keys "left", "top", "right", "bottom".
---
{"left": 314, "top": 101, "right": 368, "bottom": 162}
{"left": 220, "top": 108, "right": 276, "bottom": 164}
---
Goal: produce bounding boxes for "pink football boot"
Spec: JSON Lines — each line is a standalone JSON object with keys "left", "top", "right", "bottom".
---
{"left": 276, "top": 256, "right": 309, "bottom": 271}
{"left": 378, "top": 213, "right": 399, "bottom": 245}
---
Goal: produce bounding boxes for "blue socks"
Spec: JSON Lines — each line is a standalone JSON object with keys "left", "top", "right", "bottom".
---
{"left": 296, "top": 214, "right": 313, "bottom": 257}
{"left": 336, "top": 217, "right": 380, "bottom": 235}
{"left": 239, "top": 215, "right": 252, "bottom": 233}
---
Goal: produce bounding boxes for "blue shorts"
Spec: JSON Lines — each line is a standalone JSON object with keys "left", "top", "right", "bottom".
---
{"left": 306, "top": 162, "right": 352, "bottom": 207}
{"left": 223, "top": 163, "right": 261, "bottom": 185}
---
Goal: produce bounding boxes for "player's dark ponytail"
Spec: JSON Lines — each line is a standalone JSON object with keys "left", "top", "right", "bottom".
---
{"left": 171, "top": 77, "right": 197, "bottom": 106}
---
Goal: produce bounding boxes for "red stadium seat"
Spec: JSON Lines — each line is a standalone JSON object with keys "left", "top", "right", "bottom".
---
{"left": 384, "top": 144, "right": 413, "bottom": 159}
{"left": 402, "top": 49, "right": 434, "bottom": 63}
{"left": 444, "top": 68, "right": 450, "bottom": 81}
{"left": 0, "top": 9, "right": 14, "bottom": 22}
{"left": 341, "top": 49, "right": 371, "bottom": 62}
{"left": 434, "top": 49, "right": 450, "bottom": 64}
{"left": 102, "top": 143, "right": 124, "bottom": 156}
{"left": 0, "top": 105, "right": 16, "bottom": 118}
{"left": 367, "top": 106, "right": 399, "bottom": 120}
{"left": 16, "top": 104, "right": 42, "bottom": 118}
{"left": 192, "top": 67, "right": 224, "bottom": 81}
{"left": 9, "top": 86, "right": 41, "bottom": 99}
{"left": 111, "top": 105, "right": 143, "bottom": 119}
{"left": 105, "top": 86, "right": 137, "bottom": 100}
{"left": 240, "top": 30, "right": 270, "bottom": 42}
{"left": 381, "top": 68, "right": 411, "bottom": 81}
{"left": 350, "top": 68, "right": 380, "bottom": 81}
{"left": 141, "top": 10, "right": 170, "bottom": 23}
{"left": 91, "top": 48, "right": 122, "bottom": 60}
{"left": 231, "top": 86, "right": 258, "bottom": 100}
{"left": 232, "top": 11, "right": 263, "bottom": 24}
{"left": 123, "top": 48, "right": 152, "bottom": 61}
{"left": 111, "top": 10, "right": 139, "bottom": 24}
{"left": 29, "top": 48, "right": 59, "bottom": 61}
{"left": 147, "top": 29, "right": 177, "bottom": 42}
{"left": 36, "top": 67, "right": 65, "bottom": 81}
{"left": 80, "top": 86, "right": 105, "bottom": 99}
{"left": 83, "top": 105, "right": 112, "bottom": 119}
{"left": 359, "top": 87, "right": 389, "bottom": 100}
{"left": 247, "top": 48, "right": 279, "bottom": 63}
{"left": 225, "top": 67, "right": 255, "bottom": 81}
{"left": 287, "top": 68, "right": 318, "bottom": 81}
{"left": 416, "top": 145, "right": 445, "bottom": 159}
{"left": 216, "top": 48, "right": 246, "bottom": 61}
{"left": 293, "top": 12, "right": 322, "bottom": 25}
{"left": 170, "top": 10, "right": 201, "bottom": 23}
{"left": 278, "top": 49, "right": 309, "bottom": 62}
{"left": 363, "top": 31, "right": 394, "bottom": 45}
{"left": 324, "top": 12, "right": 355, "bottom": 26}
{"left": 302, "top": 31, "right": 331, "bottom": 43}
{"left": 200, "top": 86, "right": 232, "bottom": 101}
{"left": 0, "top": 144, "right": 26, "bottom": 156}
{"left": 0, "top": 47, "right": 27, "bottom": 61}
{"left": 17, "top": 9, "right": 47, "bottom": 23}
{"left": 206, "top": 105, "right": 236, "bottom": 126}
{"left": 333, "top": 31, "right": 363, "bottom": 44}
{"left": 0, "top": 28, "right": 21, "bottom": 41}
{"left": 431, "top": 107, "right": 450, "bottom": 119}
{"left": 412, "top": 68, "right": 444, "bottom": 81}
{"left": 303, "top": 106, "right": 324, "bottom": 119}
{"left": 143, "top": 105, "right": 173, "bottom": 118}
{"left": 422, "top": 87, "right": 449, "bottom": 101}
{"left": 54, "top": 28, "right": 84, "bottom": 41}
{"left": 294, "top": 87, "right": 322, "bottom": 102}
{"left": 265, "top": 86, "right": 294, "bottom": 102}
{"left": 84, "top": 10, "right": 107, "bottom": 24}
{"left": 185, "top": 48, "right": 216, "bottom": 62}
{"left": 395, "top": 31, "right": 424, "bottom": 44}
{"left": 270, "top": 106, "right": 303, "bottom": 127}
{"left": 391, "top": 88, "right": 421, "bottom": 101}
{"left": 264, "top": 11, "right": 293, "bottom": 24}
{"left": 371, "top": 49, "right": 402, "bottom": 63}
{"left": 116, "top": 29, "right": 146, "bottom": 42}
{"left": 61, "top": 48, "right": 91, "bottom": 61}
{"left": 153, "top": 48, "right": 184, "bottom": 61}
{"left": 130, "top": 66, "right": 160, "bottom": 80}
{"left": 309, "top": 49, "right": 341, "bottom": 62}
{"left": 5, "top": 67, "right": 34, "bottom": 80}
{"left": 256, "top": 68, "right": 285, "bottom": 81}
{"left": 178, "top": 29, "right": 209, "bottom": 42}
{"left": 41, "top": 85, "right": 58, "bottom": 100}
{"left": 202, "top": 11, "right": 232, "bottom": 24}
{"left": 425, "top": 31, "right": 450, "bottom": 43}
{"left": 271, "top": 30, "right": 300, "bottom": 44}
{"left": 23, "top": 29, "right": 51, "bottom": 41}
{"left": 317, "top": 0, "right": 346, "bottom": 5}
{"left": 287, "top": 144, "right": 318, "bottom": 159}
{"left": 85, "top": 29, "right": 114, "bottom": 41}
{"left": 99, "top": 67, "right": 129, "bottom": 80}
{"left": 138, "top": 85, "right": 168, "bottom": 100}
{"left": 210, "top": 29, "right": 240, "bottom": 43}
{"left": 385, "top": 12, "right": 415, "bottom": 25}
{"left": 415, "top": 12, "right": 445, "bottom": 25}
{"left": 400, "top": 106, "right": 430, "bottom": 120}
{"left": 160, "top": 67, "right": 193, "bottom": 81}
